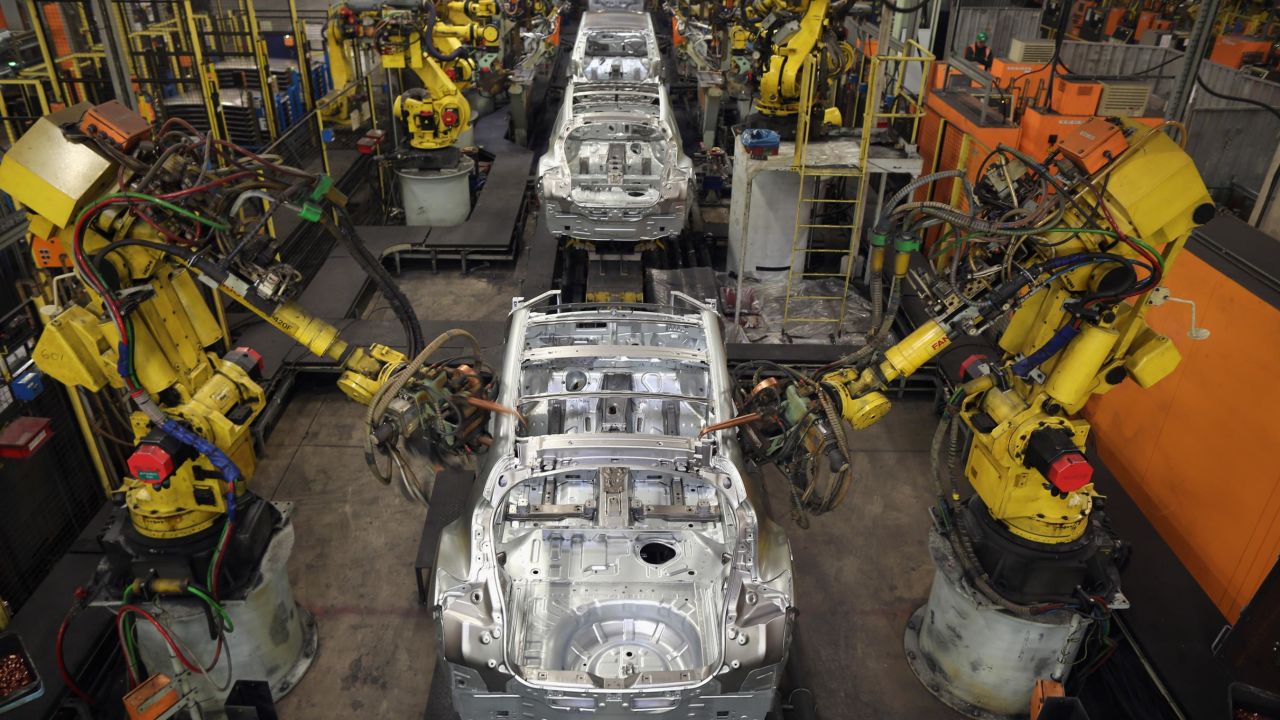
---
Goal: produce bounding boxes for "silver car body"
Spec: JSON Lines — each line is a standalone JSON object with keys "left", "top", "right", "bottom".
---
{"left": 586, "top": 0, "right": 646, "bottom": 12}
{"left": 570, "top": 10, "right": 661, "bottom": 83}
{"left": 538, "top": 11, "right": 694, "bottom": 243}
{"left": 432, "top": 293, "right": 795, "bottom": 719}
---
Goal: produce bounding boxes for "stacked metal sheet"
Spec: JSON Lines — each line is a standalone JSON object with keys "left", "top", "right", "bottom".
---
{"left": 213, "top": 57, "right": 295, "bottom": 92}
{"left": 160, "top": 88, "right": 267, "bottom": 148}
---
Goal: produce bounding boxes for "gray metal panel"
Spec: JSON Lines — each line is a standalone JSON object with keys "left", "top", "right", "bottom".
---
{"left": 1180, "top": 61, "right": 1280, "bottom": 195}
{"left": 1193, "top": 60, "right": 1280, "bottom": 110}
{"left": 1185, "top": 106, "right": 1279, "bottom": 193}
{"left": 1058, "top": 42, "right": 1185, "bottom": 109}
{"left": 948, "top": 7, "right": 1040, "bottom": 59}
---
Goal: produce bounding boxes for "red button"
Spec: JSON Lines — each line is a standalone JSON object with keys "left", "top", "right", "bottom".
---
{"left": 128, "top": 445, "right": 175, "bottom": 483}
{"left": 1048, "top": 453, "right": 1093, "bottom": 492}
{"left": 958, "top": 353, "right": 989, "bottom": 380}
{"left": 235, "top": 346, "right": 263, "bottom": 373}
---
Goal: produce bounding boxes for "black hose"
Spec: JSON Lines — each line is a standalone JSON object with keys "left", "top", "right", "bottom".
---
{"left": 991, "top": 144, "right": 1102, "bottom": 225}
{"left": 92, "top": 239, "right": 195, "bottom": 279}
{"left": 423, "top": 0, "right": 470, "bottom": 62}
{"left": 1195, "top": 72, "right": 1280, "bottom": 123}
{"left": 331, "top": 210, "right": 425, "bottom": 355}
{"left": 137, "top": 141, "right": 195, "bottom": 192}
{"left": 1046, "top": 0, "right": 1075, "bottom": 109}
{"left": 929, "top": 412, "right": 1038, "bottom": 617}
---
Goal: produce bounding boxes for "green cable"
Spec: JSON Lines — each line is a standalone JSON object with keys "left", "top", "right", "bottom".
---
{"left": 90, "top": 192, "right": 231, "bottom": 231}
{"left": 121, "top": 585, "right": 141, "bottom": 677}
{"left": 120, "top": 580, "right": 235, "bottom": 680}
{"left": 928, "top": 232, "right": 956, "bottom": 260}
{"left": 186, "top": 585, "right": 235, "bottom": 632}
{"left": 1045, "top": 226, "right": 1119, "bottom": 236}
{"left": 70, "top": 193, "right": 212, "bottom": 390}
{"left": 71, "top": 191, "right": 227, "bottom": 291}
{"left": 123, "top": 316, "right": 141, "bottom": 388}
{"left": 1128, "top": 236, "right": 1166, "bottom": 270}
{"left": 206, "top": 518, "right": 232, "bottom": 592}
{"left": 1041, "top": 226, "right": 1165, "bottom": 269}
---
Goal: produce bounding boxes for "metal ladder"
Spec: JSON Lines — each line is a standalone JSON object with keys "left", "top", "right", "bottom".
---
{"left": 780, "top": 53, "right": 877, "bottom": 337}
{"left": 780, "top": 38, "right": 933, "bottom": 337}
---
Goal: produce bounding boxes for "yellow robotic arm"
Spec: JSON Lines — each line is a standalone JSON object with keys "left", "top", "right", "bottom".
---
{"left": 0, "top": 102, "right": 493, "bottom": 592}
{"left": 751, "top": 0, "right": 851, "bottom": 124}
{"left": 381, "top": 1, "right": 498, "bottom": 151}
{"left": 817, "top": 121, "right": 1210, "bottom": 544}
{"left": 320, "top": 3, "right": 375, "bottom": 123}
{"left": 757, "top": 0, "right": 826, "bottom": 114}
{"left": 735, "top": 117, "right": 1214, "bottom": 716}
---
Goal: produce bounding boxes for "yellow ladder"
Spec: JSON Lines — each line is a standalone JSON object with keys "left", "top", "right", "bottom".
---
{"left": 781, "top": 53, "right": 876, "bottom": 337}
{"left": 781, "top": 38, "right": 934, "bottom": 337}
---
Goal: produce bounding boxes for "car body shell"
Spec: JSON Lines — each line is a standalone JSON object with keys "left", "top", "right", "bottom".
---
{"left": 431, "top": 293, "right": 795, "bottom": 719}
{"left": 537, "top": 11, "right": 694, "bottom": 244}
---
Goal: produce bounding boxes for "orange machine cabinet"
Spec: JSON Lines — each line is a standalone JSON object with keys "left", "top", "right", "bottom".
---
{"left": 1210, "top": 35, "right": 1274, "bottom": 69}
{"left": 916, "top": 91, "right": 1020, "bottom": 247}
{"left": 1050, "top": 77, "right": 1103, "bottom": 116}
{"left": 1085, "top": 217, "right": 1280, "bottom": 623}
{"left": 1018, "top": 106, "right": 1091, "bottom": 158}
{"left": 990, "top": 58, "right": 1053, "bottom": 106}
{"left": 1068, "top": 0, "right": 1099, "bottom": 37}
{"left": 1056, "top": 116, "right": 1129, "bottom": 173}
{"left": 1019, "top": 108, "right": 1162, "bottom": 159}
{"left": 1104, "top": 7, "right": 1126, "bottom": 37}
{"left": 918, "top": 93, "right": 1020, "bottom": 183}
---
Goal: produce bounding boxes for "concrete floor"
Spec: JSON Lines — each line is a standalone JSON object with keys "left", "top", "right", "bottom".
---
{"left": 259, "top": 262, "right": 960, "bottom": 719}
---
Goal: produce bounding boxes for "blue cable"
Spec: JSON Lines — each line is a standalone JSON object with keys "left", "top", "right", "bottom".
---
{"left": 1011, "top": 322, "right": 1082, "bottom": 378}
{"left": 160, "top": 419, "right": 243, "bottom": 523}
{"left": 1006, "top": 253, "right": 1145, "bottom": 378}
{"left": 115, "top": 327, "right": 243, "bottom": 521}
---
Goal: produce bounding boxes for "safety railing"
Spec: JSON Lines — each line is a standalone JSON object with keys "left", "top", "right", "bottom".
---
{"left": 0, "top": 78, "right": 51, "bottom": 146}
{"left": 781, "top": 35, "right": 934, "bottom": 335}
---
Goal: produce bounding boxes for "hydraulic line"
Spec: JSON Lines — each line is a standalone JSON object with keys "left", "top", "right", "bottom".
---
{"left": 363, "top": 329, "right": 483, "bottom": 494}
{"left": 423, "top": 0, "right": 469, "bottom": 62}
{"left": 822, "top": 266, "right": 902, "bottom": 372}
{"left": 876, "top": 170, "right": 969, "bottom": 228}
{"left": 892, "top": 200, "right": 1066, "bottom": 236}
{"left": 331, "top": 210, "right": 425, "bottom": 355}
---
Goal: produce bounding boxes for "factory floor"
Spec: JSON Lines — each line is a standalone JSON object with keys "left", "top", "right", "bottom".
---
{"left": 257, "top": 262, "right": 958, "bottom": 720}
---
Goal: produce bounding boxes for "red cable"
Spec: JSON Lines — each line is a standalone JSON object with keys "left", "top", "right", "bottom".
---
{"left": 115, "top": 605, "right": 204, "bottom": 674}
{"left": 157, "top": 171, "right": 256, "bottom": 199}
{"left": 116, "top": 611, "right": 137, "bottom": 688}
{"left": 204, "top": 634, "right": 224, "bottom": 673}
{"left": 158, "top": 116, "right": 203, "bottom": 137}
{"left": 71, "top": 199, "right": 135, "bottom": 385}
{"left": 129, "top": 206, "right": 198, "bottom": 247}
{"left": 1081, "top": 178, "right": 1163, "bottom": 306}
{"left": 56, "top": 611, "right": 95, "bottom": 704}
{"left": 115, "top": 602, "right": 226, "bottom": 687}
{"left": 212, "top": 139, "right": 313, "bottom": 178}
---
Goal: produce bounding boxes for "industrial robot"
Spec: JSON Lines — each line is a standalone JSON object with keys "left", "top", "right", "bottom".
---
{"left": 738, "top": 119, "right": 1215, "bottom": 715}
{"left": 321, "top": 0, "right": 497, "bottom": 165}
{"left": 0, "top": 101, "right": 498, "bottom": 708}
{"left": 737, "top": 0, "right": 855, "bottom": 137}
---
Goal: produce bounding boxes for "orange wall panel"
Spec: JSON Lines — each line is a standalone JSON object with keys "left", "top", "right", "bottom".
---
{"left": 1085, "top": 252, "right": 1280, "bottom": 621}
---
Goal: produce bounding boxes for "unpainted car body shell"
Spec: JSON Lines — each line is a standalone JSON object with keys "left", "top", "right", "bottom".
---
{"left": 537, "top": 11, "right": 694, "bottom": 243}
{"left": 432, "top": 293, "right": 795, "bottom": 719}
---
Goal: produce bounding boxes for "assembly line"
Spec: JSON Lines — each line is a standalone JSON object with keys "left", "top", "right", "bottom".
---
{"left": 0, "top": 0, "right": 1275, "bottom": 718}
